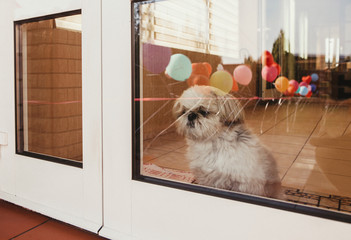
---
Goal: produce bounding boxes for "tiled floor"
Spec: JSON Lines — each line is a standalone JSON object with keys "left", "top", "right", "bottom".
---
{"left": 0, "top": 199, "right": 107, "bottom": 240}
{"left": 141, "top": 101, "right": 351, "bottom": 207}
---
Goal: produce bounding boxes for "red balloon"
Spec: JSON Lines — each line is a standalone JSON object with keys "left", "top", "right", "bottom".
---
{"left": 261, "top": 50, "right": 274, "bottom": 66}
{"left": 272, "top": 62, "right": 281, "bottom": 75}
{"left": 289, "top": 80, "right": 299, "bottom": 91}
{"left": 261, "top": 65, "right": 278, "bottom": 82}
{"left": 287, "top": 85, "right": 296, "bottom": 95}
{"left": 302, "top": 76, "right": 312, "bottom": 84}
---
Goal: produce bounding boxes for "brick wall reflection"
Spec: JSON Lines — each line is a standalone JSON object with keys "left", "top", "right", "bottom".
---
{"left": 25, "top": 19, "right": 82, "bottom": 161}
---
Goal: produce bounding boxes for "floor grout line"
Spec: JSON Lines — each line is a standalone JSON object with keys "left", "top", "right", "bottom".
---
{"left": 9, "top": 219, "right": 51, "bottom": 240}
{"left": 341, "top": 120, "right": 351, "bottom": 136}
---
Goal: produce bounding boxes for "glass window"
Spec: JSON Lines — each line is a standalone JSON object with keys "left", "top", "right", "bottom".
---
{"left": 15, "top": 11, "right": 82, "bottom": 167}
{"left": 132, "top": 0, "right": 351, "bottom": 221}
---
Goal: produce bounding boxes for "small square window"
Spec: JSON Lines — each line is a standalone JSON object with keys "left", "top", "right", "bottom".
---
{"left": 15, "top": 10, "right": 82, "bottom": 167}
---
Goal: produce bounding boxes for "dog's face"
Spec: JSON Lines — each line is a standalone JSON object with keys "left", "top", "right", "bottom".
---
{"left": 173, "top": 86, "right": 244, "bottom": 140}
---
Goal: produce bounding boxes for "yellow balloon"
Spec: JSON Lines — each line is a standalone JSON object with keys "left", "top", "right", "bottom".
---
{"left": 209, "top": 71, "right": 233, "bottom": 93}
{"left": 275, "top": 76, "right": 289, "bottom": 93}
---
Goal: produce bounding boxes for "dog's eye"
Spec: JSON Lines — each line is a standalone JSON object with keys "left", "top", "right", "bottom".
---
{"left": 198, "top": 109, "right": 210, "bottom": 117}
{"left": 178, "top": 109, "right": 186, "bottom": 118}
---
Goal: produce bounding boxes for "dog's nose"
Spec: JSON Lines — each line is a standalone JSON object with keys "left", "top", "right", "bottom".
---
{"left": 188, "top": 112, "right": 198, "bottom": 121}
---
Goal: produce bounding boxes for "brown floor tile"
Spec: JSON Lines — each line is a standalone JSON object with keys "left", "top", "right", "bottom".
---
{"left": 143, "top": 138, "right": 186, "bottom": 151}
{"left": 0, "top": 200, "right": 49, "bottom": 240}
{"left": 14, "top": 220, "right": 107, "bottom": 240}
{"left": 262, "top": 141, "right": 302, "bottom": 156}
{"left": 148, "top": 151, "right": 190, "bottom": 171}
{"left": 259, "top": 134, "right": 306, "bottom": 146}
{"left": 306, "top": 135, "right": 351, "bottom": 150}
{"left": 142, "top": 148, "right": 170, "bottom": 163}
{"left": 295, "top": 155, "right": 351, "bottom": 177}
{"left": 299, "top": 146, "right": 351, "bottom": 161}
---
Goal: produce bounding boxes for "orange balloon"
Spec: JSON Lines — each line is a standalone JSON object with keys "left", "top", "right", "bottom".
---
{"left": 275, "top": 76, "right": 289, "bottom": 93}
{"left": 193, "top": 75, "right": 210, "bottom": 86}
{"left": 231, "top": 76, "right": 239, "bottom": 92}
{"left": 187, "top": 76, "right": 194, "bottom": 86}
{"left": 202, "top": 62, "right": 212, "bottom": 76}
{"left": 187, "top": 75, "right": 210, "bottom": 86}
{"left": 192, "top": 63, "right": 210, "bottom": 77}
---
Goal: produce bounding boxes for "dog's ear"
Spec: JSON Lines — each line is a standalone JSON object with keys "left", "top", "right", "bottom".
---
{"left": 215, "top": 92, "right": 244, "bottom": 125}
{"left": 172, "top": 99, "right": 183, "bottom": 119}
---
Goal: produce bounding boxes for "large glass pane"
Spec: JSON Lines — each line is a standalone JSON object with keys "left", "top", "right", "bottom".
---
{"left": 133, "top": 0, "right": 351, "bottom": 216}
{"left": 15, "top": 12, "right": 82, "bottom": 166}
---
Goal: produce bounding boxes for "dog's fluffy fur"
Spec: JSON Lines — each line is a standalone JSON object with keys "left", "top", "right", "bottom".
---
{"left": 173, "top": 86, "right": 282, "bottom": 198}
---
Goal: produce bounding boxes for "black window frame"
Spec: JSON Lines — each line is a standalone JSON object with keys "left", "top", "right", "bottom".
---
{"left": 14, "top": 10, "right": 83, "bottom": 168}
{"left": 131, "top": 0, "right": 351, "bottom": 223}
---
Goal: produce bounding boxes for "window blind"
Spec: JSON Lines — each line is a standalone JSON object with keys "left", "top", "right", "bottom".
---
{"left": 140, "top": 0, "right": 240, "bottom": 59}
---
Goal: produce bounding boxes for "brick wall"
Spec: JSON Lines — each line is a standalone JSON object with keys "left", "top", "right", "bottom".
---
{"left": 24, "top": 19, "right": 82, "bottom": 161}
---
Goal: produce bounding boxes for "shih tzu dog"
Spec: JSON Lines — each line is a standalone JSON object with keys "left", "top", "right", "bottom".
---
{"left": 173, "top": 85, "right": 282, "bottom": 198}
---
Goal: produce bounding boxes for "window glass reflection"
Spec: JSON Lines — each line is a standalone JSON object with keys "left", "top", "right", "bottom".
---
{"left": 134, "top": 0, "right": 351, "bottom": 214}
{"left": 15, "top": 13, "right": 82, "bottom": 164}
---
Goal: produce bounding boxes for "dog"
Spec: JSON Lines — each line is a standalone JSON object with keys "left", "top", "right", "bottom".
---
{"left": 173, "top": 85, "right": 282, "bottom": 198}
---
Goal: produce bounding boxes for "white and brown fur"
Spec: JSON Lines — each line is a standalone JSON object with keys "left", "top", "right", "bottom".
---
{"left": 173, "top": 86, "right": 283, "bottom": 198}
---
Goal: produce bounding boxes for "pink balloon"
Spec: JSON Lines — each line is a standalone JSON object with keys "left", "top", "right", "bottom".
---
{"left": 143, "top": 43, "right": 172, "bottom": 74}
{"left": 261, "top": 65, "right": 278, "bottom": 82}
{"left": 289, "top": 80, "right": 299, "bottom": 91}
{"left": 233, "top": 65, "right": 252, "bottom": 85}
{"left": 299, "top": 82, "right": 308, "bottom": 87}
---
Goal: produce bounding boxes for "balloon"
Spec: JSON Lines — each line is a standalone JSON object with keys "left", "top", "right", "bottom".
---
{"left": 306, "top": 91, "right": 312, "bottom": 98}
{"left": 310, "top": 83, "right": 317, "bottom": 92}
{"left": 272, "top": 62, "right": 281, "bottom": 75}
{"left": 165, "top": 54, "right": 192, "bottom": 81}
{"left": 187, "top": 75, "right": 210, "bottom": 87}
{"left": 275, "top": 76, "right": 289, "bottom": 93}
{"left": 311, "top": 73, "right": 319, "bottom": 82}
{"left": 203, "top": 62, "right": 212, "bottom": 76}
{"left": 302, "top": 75, "right": 312, "bottom": 84}
{"left": 307, "top": 85, "right": 312, "bottom": 92}
{"left": 289, "top": 80, "right": 299, "bottom": 92}
{"left": 210, "top": 71, "right": 233, "bottom": 93}
{"left": 233, "top": 65, "right": 252, "bottom": 85}
{"left": 231, "top": 76, "right": 239, "bottom": 92}
{"left": 287, "top": 85, "right": 296, "bottom": 95}
{"left": 187, "top": 62, "right": 212, "bottom": 86}
{"left": 261, "top": 50, "right": 274, "bottom": 66}
{"left": 299, "top": 86, "right": 309, "bottom": 96}
{"left": 261, "top": 65, "right": 278, "bottom": 82}
{"left": 295, "top": 86, "right": 300, "bottom": 94}
{"left": 143, "top": 43, "right": 171, "bottom": 74}
{"left": 299, "top": 82, "right": 308, "bottom": 87}
{"left": 192, "top": 63, "right": 210, "bottom": 77}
